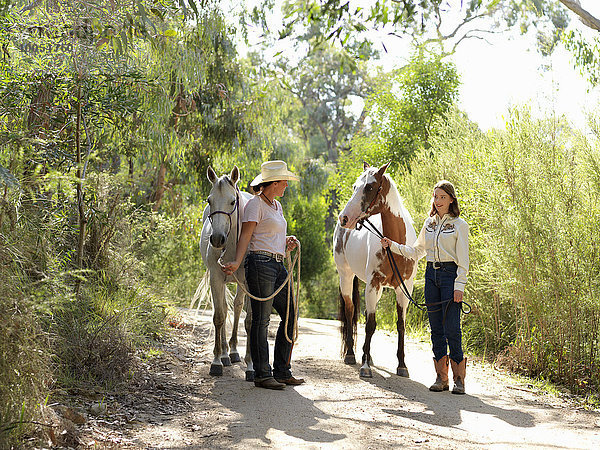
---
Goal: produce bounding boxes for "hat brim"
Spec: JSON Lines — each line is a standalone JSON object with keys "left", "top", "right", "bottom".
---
{"left": 250, "top": 171, "right": 299, "bottom": 187}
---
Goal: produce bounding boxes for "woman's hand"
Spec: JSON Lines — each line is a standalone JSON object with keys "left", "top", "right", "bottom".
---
{"left": 221, "top": 261, "right": 240, "bottom": 276}
{"left": 453, "top": 290, "right": 463, "bottom": 303}
{"left": 286, "top": 235, "right": 299, "bottom": 252}
{"left": 381, "top": 237, "right": 391, "bottom": 248}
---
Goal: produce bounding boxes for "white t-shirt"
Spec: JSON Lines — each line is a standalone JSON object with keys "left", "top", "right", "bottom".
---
{"left": 243, "top": 195, "right": 287, "bottom": 256}
{"left": 390, "top": 214, "right": 469, "bottom": 292}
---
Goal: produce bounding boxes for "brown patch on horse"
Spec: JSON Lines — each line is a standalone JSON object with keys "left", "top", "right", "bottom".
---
{"left": 334, "top": 226, "right": 347, "bottom": 255}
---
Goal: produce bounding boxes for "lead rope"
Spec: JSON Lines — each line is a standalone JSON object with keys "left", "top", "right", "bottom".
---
{"left": 359, "top": 217, "right": 471, "bottom": 316}
{"left": 221, "top": 242, "right": 301, "bottom": 344}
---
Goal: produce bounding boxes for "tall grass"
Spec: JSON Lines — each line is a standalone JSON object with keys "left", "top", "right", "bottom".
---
{"left": 394, "top": 108, "right": 600, "bottom": 393}
{"left": 0, "top": 172, "right": 180, "bottom": 445}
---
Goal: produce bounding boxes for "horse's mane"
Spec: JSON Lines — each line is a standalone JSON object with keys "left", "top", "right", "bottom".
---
{"left": 383, "top": 173, "right": 414, "bottom": 225}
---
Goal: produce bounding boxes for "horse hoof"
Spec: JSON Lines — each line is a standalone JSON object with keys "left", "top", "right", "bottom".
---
{"left": 245, "top": 371, "right": 255, "bottom": 382}
{"left": 229, "top": 352, "right": 241, "bottom": 364}
{"left": 344, "top": 354, "right": 356, "bottom": 365}
{"left": 359, "top": 367, "right": 373, "bottom": 378}
{"left": 221, "top": 356, "right": 232, "bottom": 366}
{"left": 396, "top": 367, "right": 410, "bottom": 378}
{"left": 209, "top": 364, "right": 223, "bottom": 376}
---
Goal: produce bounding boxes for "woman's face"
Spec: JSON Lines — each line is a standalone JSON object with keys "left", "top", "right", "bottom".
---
{"left": 273, "top": 180, "right": 288, "bottom": 197}
{"left": 433, "top": 187, "right": 453, "bottom": 216}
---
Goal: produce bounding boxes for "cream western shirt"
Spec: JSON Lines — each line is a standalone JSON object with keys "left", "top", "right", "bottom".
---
{"left": 390, "top": 214, "right": 469, "bottom": 292}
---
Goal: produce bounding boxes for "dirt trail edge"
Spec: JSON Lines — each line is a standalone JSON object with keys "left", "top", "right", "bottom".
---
{"left": 78, "top": 308, "right": 600, "bottom": 449}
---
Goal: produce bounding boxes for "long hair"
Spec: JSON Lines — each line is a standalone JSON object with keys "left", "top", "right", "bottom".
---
{"left": 429, "top": 180, "right": 461, "bottom": 217}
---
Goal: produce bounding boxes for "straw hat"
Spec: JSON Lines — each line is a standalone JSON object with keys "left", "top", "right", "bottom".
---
{"left": 250, "top": 160, "right": 299, "bottom": 187}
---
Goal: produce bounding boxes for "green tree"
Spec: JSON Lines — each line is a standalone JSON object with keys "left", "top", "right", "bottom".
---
{"left": 336, "top": 48, "right": 460, "bottom": 199}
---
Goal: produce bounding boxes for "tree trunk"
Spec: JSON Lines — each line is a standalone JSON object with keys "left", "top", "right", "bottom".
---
{"left": 152, "top": 162, "right": 167, "bottom": 212}
{"left": 559, "top": 0, "right": 600, "bottom": 32}
{"left": 75, "top": 83, "right": 87, "bottom": 297}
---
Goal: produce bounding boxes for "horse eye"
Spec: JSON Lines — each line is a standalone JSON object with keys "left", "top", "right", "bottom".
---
{"left": 365, "top": 185, "right": 372, "bottom": 192}
{"left": 230, "top": 200, "right": 235, "bottom": 206}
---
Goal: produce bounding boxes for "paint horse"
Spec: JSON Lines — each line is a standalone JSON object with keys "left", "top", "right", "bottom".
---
{"left": 200, "top": 166, "right": 254, "bottom": 380}
{"left": 334, "top": 162, "right": 418, "bottom": 378}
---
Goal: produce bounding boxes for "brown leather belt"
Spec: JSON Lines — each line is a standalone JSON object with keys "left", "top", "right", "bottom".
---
{"left": 427, "top": 261, "right": 457, "bottom": 270}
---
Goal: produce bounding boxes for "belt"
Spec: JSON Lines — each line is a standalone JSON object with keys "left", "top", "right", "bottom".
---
{"left": 250, "top": 250, "right": 284, "bottom": 262}
{"left": 427, "top": 261, "right": 457, "bottom": 269}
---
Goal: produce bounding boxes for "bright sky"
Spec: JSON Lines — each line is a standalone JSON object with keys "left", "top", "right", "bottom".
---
{"left": 237, "top": 1, "right": 600, "bottom": 132}
{"left": 367, "top": 2, "right": 600, "bottom": 132}
{"left": 452, "top": 6, "right": 600, "bottom": 131}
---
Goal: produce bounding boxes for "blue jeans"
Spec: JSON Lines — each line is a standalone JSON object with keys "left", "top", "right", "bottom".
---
{"left": 245, "top": 252, "right": 296, "bottom": 380}
{"left": 424, "top": 263, "right": 464, "bottom": 363}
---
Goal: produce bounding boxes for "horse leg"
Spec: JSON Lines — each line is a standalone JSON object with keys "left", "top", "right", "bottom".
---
{"left": 228, "top": 285, "right": 244, "bottom": 364}
{"left": 339, "top": 273, "right": 358, "bottom": 365}
{"left": 210, "top": 278, "right": 227, "bottom": 376}
{"left": 220, "top": 321, "right": 231, "bottom": 366}
{"left": 360, "top": 285, "right": 381, "bottom": 378}
{"left": 395, "top": 283, "right": 412, "bottom": 377}
{"left": 243, "top": 296, "right": 254, "bottom": 381}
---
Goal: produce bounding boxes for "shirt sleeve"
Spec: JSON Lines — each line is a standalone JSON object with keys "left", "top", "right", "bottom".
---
{"left": 454, "top": 219, "right": 469, "bottom": 292}
{"left": 243, "top": 197, "right": 261, "bottom": 223}
{"left": 389, "top": 220, "right": 427, "bottom": 261}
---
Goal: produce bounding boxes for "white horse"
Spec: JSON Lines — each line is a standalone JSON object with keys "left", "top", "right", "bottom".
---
{"left": 334, "top": 162, "right": 418, "bottom": 378}
{"left": 200, "top": 166, "right": 254, "bottom": 380}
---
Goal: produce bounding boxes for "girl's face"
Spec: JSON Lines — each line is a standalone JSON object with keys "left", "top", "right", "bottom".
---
{"left": 433, "top": 187, "right": 453, "bottom": 216}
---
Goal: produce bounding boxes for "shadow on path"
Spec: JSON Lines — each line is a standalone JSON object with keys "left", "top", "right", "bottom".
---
{"left": 365, "top": 366, "right": 536, "bottom": 429}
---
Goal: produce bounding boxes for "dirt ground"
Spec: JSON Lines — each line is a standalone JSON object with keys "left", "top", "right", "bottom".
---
{"left": 67, "top": 308, "right": 600, "bottom": 449}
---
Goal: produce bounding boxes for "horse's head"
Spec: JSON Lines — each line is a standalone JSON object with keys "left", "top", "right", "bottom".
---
{"left": 206, "top": 166, "right": 240, "bottom": 249}
{"left": 338, "top": 162, "right": 390, "bottom": 229}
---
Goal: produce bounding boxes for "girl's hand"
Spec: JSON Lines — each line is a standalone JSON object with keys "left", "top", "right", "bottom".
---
{"left": 453, "top": 290, "right": 463, "bottom": 303}
{"left": 221, "top": 261, "right": 240, "bottom": 276}
{"left": 381, "top": 237, "right": 391, "bottom": 248}
{"left": 286, "top": 235, "right": 299, "bottom": 251}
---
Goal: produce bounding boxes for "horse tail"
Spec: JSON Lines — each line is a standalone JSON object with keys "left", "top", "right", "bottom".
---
{"left": 339, "top": 275, "right": 360, "bottom": 356}
{"left": 190, "top": 270, "right": 211, "bottom": 311}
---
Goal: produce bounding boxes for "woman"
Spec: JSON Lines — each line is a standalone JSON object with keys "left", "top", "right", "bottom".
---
{"left": 221, "top": 160, "right": 304, "bottom": 390}
{"left": 381, "top": 180, "right": 469, "bottom": 394}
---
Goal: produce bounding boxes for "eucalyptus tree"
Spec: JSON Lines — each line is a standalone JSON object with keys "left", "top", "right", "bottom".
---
{"left": 0, "top": 0, "right": 248, "bottom": 292}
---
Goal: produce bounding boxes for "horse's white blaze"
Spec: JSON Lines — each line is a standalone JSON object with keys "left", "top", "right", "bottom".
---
{"left": 339, "top": 171, "right": 372, "bottom": 229}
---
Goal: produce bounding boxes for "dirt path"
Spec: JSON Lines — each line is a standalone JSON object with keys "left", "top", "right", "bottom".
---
{"left": 77, "top": 308, "right": 600, "bottom": 449}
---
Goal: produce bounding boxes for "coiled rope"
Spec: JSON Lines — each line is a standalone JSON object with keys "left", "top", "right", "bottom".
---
{"left": 220, "top": 242, "right": 301, "bottom": 344}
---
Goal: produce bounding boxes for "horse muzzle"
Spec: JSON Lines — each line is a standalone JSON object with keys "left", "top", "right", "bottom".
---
{"left": 210, "top": 232, "right": 227, "bottom": 249}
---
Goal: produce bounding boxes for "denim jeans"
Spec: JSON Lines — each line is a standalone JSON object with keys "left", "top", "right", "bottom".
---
{"left": 424, "top": 263, "right": 464, "bottom": 364}
{"left": 245, "top": 252, "right": 296, "bottom": 380}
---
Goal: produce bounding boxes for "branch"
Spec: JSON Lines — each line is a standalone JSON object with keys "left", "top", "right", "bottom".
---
{"left": 559, "top": 0, "right": 600, "bottom": 32}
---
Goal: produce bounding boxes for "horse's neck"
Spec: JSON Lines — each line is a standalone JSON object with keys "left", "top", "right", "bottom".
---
{"left": 380, "top": 178, "right": 410, "bottom": 245}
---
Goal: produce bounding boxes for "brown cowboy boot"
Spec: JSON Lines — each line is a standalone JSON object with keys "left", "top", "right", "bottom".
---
{"left": 429, "top": 355, "right": 449, "bottom": 392}
{"left": 450, "top": 357, "right": 467, "bottom": 395}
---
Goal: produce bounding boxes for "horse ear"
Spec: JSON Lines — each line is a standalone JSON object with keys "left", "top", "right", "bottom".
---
{"left": 229, "top": 166, "right": 240, "bottom": 185}
{"left": 207, "top": 166, "right": 217, "bottom": 184}
{"left": 363, "top": 161, "right": 370, "bottom": 171}
{"left": 376, "top": 162, "right": 390, "bottom": 177}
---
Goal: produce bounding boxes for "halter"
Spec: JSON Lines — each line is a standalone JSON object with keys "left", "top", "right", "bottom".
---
{"left": 207, "top": 184, "right": 240, "bottom": 241}
{"left": 354, "top": 178, "right": 383, "bottom": 232}
{"left": 363, "top": 181, "right": 383, "bottom": 216}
